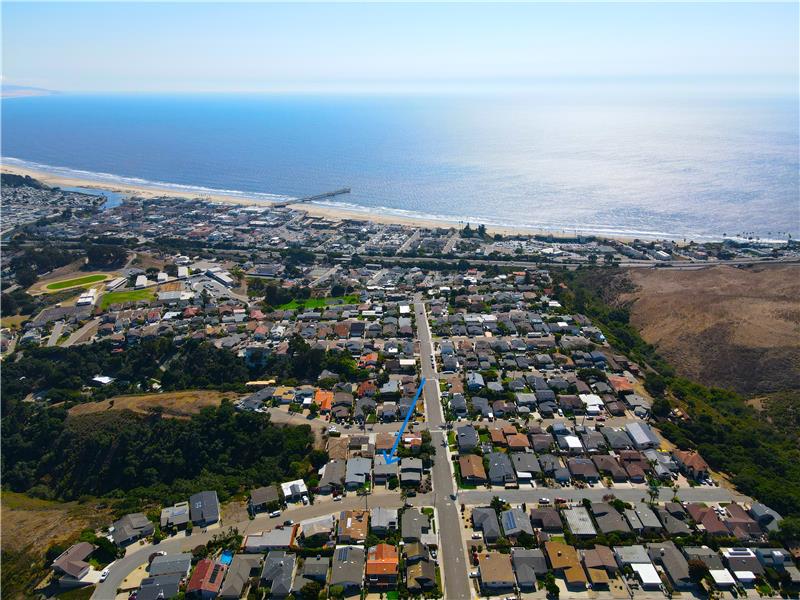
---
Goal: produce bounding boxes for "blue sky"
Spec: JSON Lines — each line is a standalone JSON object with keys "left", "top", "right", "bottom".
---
{"left": 3, "top": 2, "right": 798, "bottom": 93}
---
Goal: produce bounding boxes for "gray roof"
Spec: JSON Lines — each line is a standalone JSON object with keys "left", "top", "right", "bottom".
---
{"left": 52, "top": 542, "right": 95, "bottom": 578}
{"left": 261, "top": 551, "right": 296, "bottom": 597}
{"left": 138, "top": 573, "right": 182, "bottom": 600}
{"left": 501, "top": 508, "right": 534, "bottom": 537}
{"left": 563, "top": 507, "right": 597, "bottom": 537}
{"left": 487, "top": 452, "right": 515, "bottom": 483}
{"left": 456, "top": 425, "right": 479, "bottom": 450}
{"left": 371, "top": 507, "right": 398, "bottom": 530}
{"left": 512, "top": 548, "right": 548, "bottom": 586}
{"left": 402, "top": 508, "right": 430, "bottom": 541}
{"left": 251, "top": 485, "right": 280, "bottom": 507}
{"left": 614, "top": 545, "right": 651, "bottom": 566}
{"left": 320, "top": 460, "right": 347, "bottom": 489}
{"left": 189, "top": 490, "right": 220, "bottom": 524}
{"left": 330, "top": 546, "right": 365, "bottom": 587}
{"left": 111, "top": 512, "right": 154, "bottom": 545}
{"left": 373, "top": 455, "right": 398, "bottom": 479}
{"left": 149, "top": 553, "right": 191, "bottom": 577}
{"left": 648, "top": 541, "right": 690, "bottom": 586}
{"left": 511, "top": 452, "right": 541, "bottom": 475}
{"left": 345, "top": 457, "right": 371, "bottom": 486}
{"left": 220, "top": 554, "right": 262, "bottom": 598}
{"left": 472, "top": 507, "right": 502, "bottom": 542}
{"left": 592, "top": 502, "right": 632, "bottom": 534}
{"left": 683, "top": 546, "right": 725, "bottom": 570}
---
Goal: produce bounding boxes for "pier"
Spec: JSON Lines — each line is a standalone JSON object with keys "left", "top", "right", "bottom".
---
{"left": 272, "top": 187, "right": 350, "bottom": 208}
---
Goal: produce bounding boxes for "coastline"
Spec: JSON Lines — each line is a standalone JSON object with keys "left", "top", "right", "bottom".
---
{"left": 1, "top": 162, "right": 636, "bottom": 241}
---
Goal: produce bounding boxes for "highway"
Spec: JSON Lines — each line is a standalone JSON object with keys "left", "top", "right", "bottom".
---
{"left": 414, "top": 299, "right": 472, "bottom": 600}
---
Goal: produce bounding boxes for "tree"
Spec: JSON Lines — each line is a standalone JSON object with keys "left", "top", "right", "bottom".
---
{"left": 688, "top": 559, "right": 709, "bottom": 582}
{"left": 543, "top": 572, "right": 560, "bottom": 599}
{"left": 86, "top": 243, "right": 127, "bottom": 267}
{"left": 299, "top": 581, "right": 322, "bottom": 600}
{"left": 15, "top": 267, "right": 37, "bottom": 287}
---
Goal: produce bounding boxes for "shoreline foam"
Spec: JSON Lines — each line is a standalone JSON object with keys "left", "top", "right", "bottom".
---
{"left": 1, "top": 158, "right": 746, "bottom": 243}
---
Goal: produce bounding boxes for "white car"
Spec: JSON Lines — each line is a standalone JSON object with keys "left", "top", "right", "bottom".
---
{"left": 99, "top": 568, "right": 110, "bottom": 582}
{"left": 269, "top": 510, "right": 282, "bottom": 518}
{"left": 538, "top": 498, "right": 551, "bottom": 505}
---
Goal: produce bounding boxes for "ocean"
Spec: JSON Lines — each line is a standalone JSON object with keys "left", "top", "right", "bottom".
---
{"left": 2, "top": 92, "right": 798, "bottom": 240}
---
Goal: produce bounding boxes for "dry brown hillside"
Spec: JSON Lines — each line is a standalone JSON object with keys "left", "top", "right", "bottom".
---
{"left": 617, "top": 264, "right": 800, "bottom": 396}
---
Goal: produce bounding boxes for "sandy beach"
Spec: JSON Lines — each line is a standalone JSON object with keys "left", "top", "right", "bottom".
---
{"left": 1, "top": 162, "right": 624, "bottom": 240}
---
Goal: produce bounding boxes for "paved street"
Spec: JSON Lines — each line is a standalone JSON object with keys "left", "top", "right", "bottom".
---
{"left": 415, "top": 299, "right": 472, "bottom": 600}
{"left": 46, "top": 320, "right": 65, "bottom": 347}
{"left": 62, "top": 316, "right": 100, "bottom": 347}
{"left": 93, "top": 493, "right": 409, "bottom": 600}
{"left": 459, "top": 485, "right": 744, "bottom": 507}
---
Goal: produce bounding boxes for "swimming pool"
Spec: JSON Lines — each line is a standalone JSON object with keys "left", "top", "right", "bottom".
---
{"left": 219, "top": 550, "right": 234, "bottom": 565}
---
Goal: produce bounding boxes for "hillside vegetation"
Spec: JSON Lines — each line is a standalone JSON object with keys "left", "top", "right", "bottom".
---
{"left": 618, "top": 264, "right": 800, "bottom": 396}
{"left": 555, "top": 267, "right": 800, "bottom": 518}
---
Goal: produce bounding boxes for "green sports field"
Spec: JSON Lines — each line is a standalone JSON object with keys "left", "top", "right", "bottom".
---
{"left": 100, "top": 289, "right": 155, "bottom": 309}
{"left": 45, "top": 274, "right": 109, "bottom": 291}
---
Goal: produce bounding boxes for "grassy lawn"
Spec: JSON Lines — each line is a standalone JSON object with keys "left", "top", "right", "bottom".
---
{"left": 45, "top": 274, "right": 109, "bottom": 291}
{"left": 278, "top": 295, "right": 359, "bottom": 310}
{"left": 100, "top": 289, "right": 155, "bottom": 309}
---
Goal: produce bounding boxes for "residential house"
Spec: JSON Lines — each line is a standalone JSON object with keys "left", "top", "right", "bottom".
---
{"left": 581, "top": 545, "right": 618, "bottom": 588}
{"left": 338, "top": 510, "right": 369, "bottom": 544}
{"left": 592, "top": 502, "right": 631, "bottom": 535}
{"left": 150, "top": 553, "right": 192, "bottom": 578}
{"left": 501, "top": 508, "right": 534, "bottom": 540}
{"left": 487, "top": 452, "right": 516, "bottom": 486}
{"left": 330, "top": 546, "right": 366, "bottom": 594}
{"left": 459, "top": 454, "right": 487, "bottom": 485}
{"left": 345, "top": 457, "right": 371, "bottom": 490}
{"left": 406, "top": 558, "right": 436, "bottom": 594}
{"left": 365, "top": 543, "right": 399, "bottom": 590}
{"left": 545, "top": 541, "right": 589, "bottom": 589}
{"left": 472, "top": 507, "right": 502, "bottom": 543}
{"left": 261, "top": 551, "right": 296, "bottom": 598}
{"left": 648, "top": 541, "right": 692, "bottom": 590}
{"left": 52, "top": 542, "right": 95, "bottom": 584}
{"left": 402, "top": 509, "right": 430, "bottom": 542}
{"left": 673, "top": 449, "right": 710, "bottom": 480}
{"left": 186, "top": 559, "right": 227, "bottom": 599}
{"left": 373, "top": 454, "right": 398, "bottom": 485}
{"left": 249, "top": 485, "right": 280, "bottom": 512}
{"left": 219, "top": 555, "right": 263, "bottom": 599}
{"left": 512, "top": 548, "right": 548, "bottom": 591}
{"left": 400, "top": 458, "right": 423, "bottom": 487}
{"left": 530, "top": 507, "right": 563, "bottom": 533}
{"left": 111, "top": 513, "right": 155, "bottom": 546}
{"left": 370, "top": 508, "right": 399, "bottom": 534}
{"left": 456, "top": 424, "right": 480, "bottom": 452}
{"left": 319, "top": 460, "right": 347, "bottom": 494}
{"left": 138, "top": 573, "right": 183, "bottom": 600}
{"left": 478, "top": 552, "right": 515, "bottom": 593}
{"left": 161, "top": 501, "right": 191, "bottom": 529}
{"left": 563, "top": 506, "right": 597, "bottom": 538}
